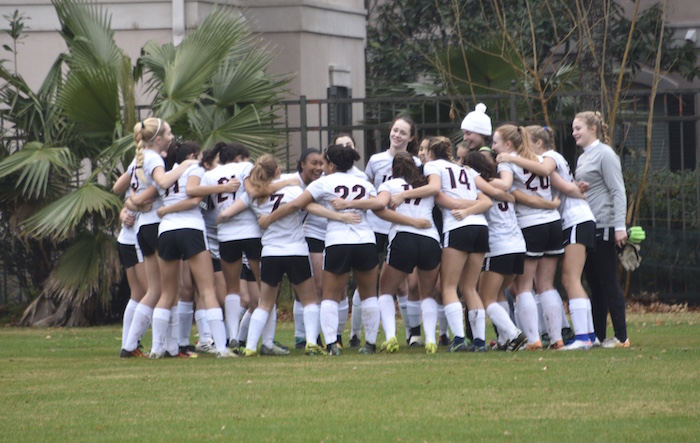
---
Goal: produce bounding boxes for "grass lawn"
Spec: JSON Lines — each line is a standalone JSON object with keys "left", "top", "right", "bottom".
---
{"left": 1, "top": 311, "right": 699, "bottom": 442}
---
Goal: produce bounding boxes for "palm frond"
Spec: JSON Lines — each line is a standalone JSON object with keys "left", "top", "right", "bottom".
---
{"left": 0, "top": 142, "right": 73, "bottom": 198}
{"left": 195, "top": 104, "right": 282, "bottom": 155}
{"left": 138, "top": 40, "right": 176, "bottom": 93}
{"left": 43, "top": 231, "right": 121, "bottom": 308}
{"left": 23, "top": 182, "right": 123, "bottom": 240}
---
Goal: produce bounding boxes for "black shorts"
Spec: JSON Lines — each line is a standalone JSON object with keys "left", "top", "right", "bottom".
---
{"left": 374, "top": 232, "right": 389, "bottom": 255}
{"left": 563, "top": 220, "right": 596, "bottom": 249}
{"left": 442, "top": 225, "right": 489, "bottom": 253}
{"left": 305, "top": 237, "right": 325, "bottom": 253}
{"left": 260, "top": 256, "right": 312, "bottom": 286}
{"left": 522, "top": 220, "right": 564, "bottom": 257}
{"left": 158, "top": 228, "right": 208, "bottom": 261}
{"left": 240, "top": 263, "right": 257, "bottom": 282}
{"left": 483, "top": 253, "right": 525, "bottom": 275}
{"left": 386, "top": 232, "right": 441, "bottom": 274}
{"left": 324, "top": 243, "right": 379, "bottom": 274}
{"left": 118, "top": 242, "right": 143, "bottom": 269}
{"left": 212, "top": 257, "right": 222, "bottom": 273}
{"left": 220, "top": 238, "right": 262, "bottom": 263}
{"left": 137, "top": 223, "right": 159, "bottom": 257}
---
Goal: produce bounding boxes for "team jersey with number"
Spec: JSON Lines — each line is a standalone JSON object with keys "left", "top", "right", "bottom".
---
{"left": 306, "top": 172, "right": 377, "bottom": 247}
{"left": 424, "top": 158, "right": 487, "bottom": 232}
{"left": 348, "top": 165, "right": 368, "bottom": 181}
{"left": 542, "top": 150, "right": 596, "bottom": 229}
{"left": 240, "top": 183, "right": 308, "bottom": 257}
{"left": 201, "top": 161, "right": 261, "bottom": 241}
{"left": 130, "top": 150, "right": 164, "bottom": 230}
{"left": 189, "top": 166, "right": 219, "bottom": 248}
{"left": 497, "top": 153, "right": 560, "bottom": 229}
{"left": 377, "top": 178, "right": 440, "bottom": 243}
{"left": 158, "top": 163, "right": 205, "bottom": 234}
{"left": 365, "top": 151, "right": 421, "bottom": 235}
{"left": 280, "top": 172, "right": 327, "bottom": 241}
{"left": 485, "top": 199, "right": 527, "bottom": 257}
{"left": 117, "top": 161, "right": 139, "bottom": 246}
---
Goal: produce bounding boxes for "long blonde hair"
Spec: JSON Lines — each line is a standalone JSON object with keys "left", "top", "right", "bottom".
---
{"left": 575, "top": 111, "right": 610, "bottom": 144}
{"left": 525, "top": 125, "right": 555, "bottom": 154}
{"left": 248, "top": 154, "right": 279, "bottom": 204}
{"left": 495, "top": 124, "right": 536, "bottom": 161}
{"left": 133, "top": 117, "right": 165, "bottom": 181}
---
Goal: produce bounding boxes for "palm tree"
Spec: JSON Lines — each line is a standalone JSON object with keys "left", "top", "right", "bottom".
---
{"left": 0, "top": 0, "right": 290, "bottom": 325}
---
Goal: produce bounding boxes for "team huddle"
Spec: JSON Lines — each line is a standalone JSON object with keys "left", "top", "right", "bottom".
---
{"left": 116, "top": 105, "right": 632, "bottom": 359}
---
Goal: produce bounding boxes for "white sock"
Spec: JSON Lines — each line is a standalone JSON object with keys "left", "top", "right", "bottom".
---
{"left": 497, "top": 300, "right": 513, "bottom": 323}
{"left": 350, "top": 289, "right": 362, "bottom": 338}
{"left": 151, "top": 307, "right": 170, "bottom": 355}
{"left": 303, "top": 303, "right": 320, "bottom": 345}
{"left": 540, "top": 289, "right": 563, "bottom": 343}
{"left": 585, "top": 298, "right": 595, "bottom": 335}
{"left": 468, "top": 309, "right": 486, "bottom": 342}
{"left": 206, "top": 308, "right": 228, "bottom": 352}
{"left": 421, "top": 298, "right": 438, "bottom": 345}
{"left": 569, "top": 298, "right": 590, "bottom": 339}
{"left": 486, "top": 303, "right": 518, "bottom": 341}
{"left": 407, "top": 300, "right": 422, "bottom": 329}
{"left": 121, "top": 299, "right": 139, "bottom": 349}
{"left": 261, "top": 306, "right": 277, "bottom": 348}
{"left": 437, "top": 304, "right": 448, "bottom": 337}
{"left": 337, "top": 298, "right": 349, "bottom": 337}
{"left": 224, "top": 294, "right": 242, "bottom": 342}
{"left": 397, "top": 295, "right": 409, "bottom": 338}
{"left": 361, "top": 297, "right": 380, "bottom": 345}
{"left": 534, "top": 293, "right": 546, "bottom": 335}
{"left": 246, "top": 308, "right": 269, "bottom": 351}
{"left": 167, "top": 306, "right": 180, "bottom": 355}
{"left": 238, "top": 310, "right": 252, "bottom": 343}
{"left": 125, "top": 303, "right": 152, "bottom": 351}
{"left": 293, "top": 300, "right": 305, "bottom": 339}
{"left": 444, "top": 302, "right": 465, "bottom": 339}
{"left": 320, "top": 300, "right": 339, "bottom": 345}
{"left": 177, "top": 301, "right": 194, "bottom": 347}
{"left": 516, "top": 292, "right": 540, "bottom": 344}
{"left": 378, "top": 294, "right": 396, "bottom": 340}
{"left": 195, "top": 309, "right": 212, "bottom": 343}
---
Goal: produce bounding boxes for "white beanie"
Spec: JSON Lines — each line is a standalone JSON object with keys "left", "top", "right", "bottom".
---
{"left": 460, "top": 103, "right": 492, "bottom": 136}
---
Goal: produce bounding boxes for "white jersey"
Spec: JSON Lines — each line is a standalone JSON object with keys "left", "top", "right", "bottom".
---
{"left": 484, "top": 200, "right": 526, "bottom": 257}
{"left": 241, "top": 183, "right": 308, "bottom": 257}
{"left": 281, "top": 172, "right": 327, "bottom": 241}
{"left": 378, "top": 178, "right": 440, "bottom": 244}
{"left": 130, "top": 150, "right": 164, "bottom": 230}
{"left": 364, "top": 150, "right": 421, "bottom": 234}
{"left": 542, "top": 150, "right": 596, "bottom": 229}
{"left": 190, "top": 166, "right": 220, "bottom": 259}
{"left": 497, "top": 153, "right": 560, "bottom": 229}
{"left": 117, "top": 162, "right": 139, "bottom": 246}
{"left": 424, "top": 158, "right": 487, "bottom": 232}
{"left": 348, "top": 165, "right": 368, "bottom": 181}
{"left": 158, "top": 163, "right": 205, "bottom": 234}
{"left": 306, "top": 172, "right": 377, "bottom": 247}
{"left": 201, "top": 161, "right": 261, "bottom": 241}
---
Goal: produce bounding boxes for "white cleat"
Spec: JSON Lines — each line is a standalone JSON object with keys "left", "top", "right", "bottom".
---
{"left": 560, "top": 339, "right": 592, "bottom": 351}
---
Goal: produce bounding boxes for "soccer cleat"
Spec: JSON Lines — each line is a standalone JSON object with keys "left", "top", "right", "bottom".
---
{"left": 336, "top": 335, "right": 344, "bottom": 349}
{"left": 560, "top": 339, "right": 592, "bottom": 351}
{"left": 240, "top": 348, "right": 258, "bottom": 357}
{"left": 148, "top": 350, "right": 164, "bottom": 359}
{"left": 562, "top": 327, "right": 575, "bottom": 344}
{"left": 348, "top": 335, "right": 361, "bottom": 348}
{"left": 358, "top": 343, "right": 376, "bottom": 354}
{"left": 261, "top": 343, "right": 290, "bottom": 356}
{"left": 305, "top": 343, "right": 325, "bottom": 356}
{"left": 216, "top": 349, "right": 239, "bottom": 358}
{"left": 195, "top": 339, "right": 217, "bottom": 354}
{"left": 540, "top": 333, "right": 550, "bottom": 348}
{"left": 466, "top": 343, "right": 488, "bottom": 352}
{"left": 326, "top": 342, "right": 341, "bottom": 356}
{"left": 380, "top": 336, "right": 399, "bottom": 353}
{"left": 295, "top": 337, "right": 307, "bottom": 349}
{"left": 492, "top": 341, "right": 508, "bottom": 351}
{"left": 274, "top": 340, "right": 290, "bottom": 352}
{"left": 446, "top": 339, "right": 468, "bottom": 353}
{"left": 425, "top": 342, "right": 438, "bottom": 354}
{"left": 506, "top": 331, "right": 528, "bottom": 352}
{"left": 592, "top": 338, "right": 602, "bottom": 348}
{"left": 180, "top": 344, "right": 196, "bottom": 354}
{"left": 439, "top": 334, "right": 450, "bottom": 346}
{"left": 166, "top": 350, "right": 198, "bottom": 359}
{"left": 120, "top": 348, "right": 147, "bottom": 358}
{"left": 408, "top": 334, "right": 424, "bottom": 347}
{"left": 525, "top": 340, "right": 543, "bottom": 351}
{"left": 548, "top": 339, "right": 565, "bottom": 350}
{"left": 602, "top": 337, "right": 630, "bottom": 349}
{"left": 227, "top": 339, "right": 239, "bottom": 351}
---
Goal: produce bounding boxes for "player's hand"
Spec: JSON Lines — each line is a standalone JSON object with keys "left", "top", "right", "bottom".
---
{"left": 451, "top": 209, "right": 469, "bottom": 220}
{"left": 411, "top": 218, "right": 432, "bottom": 229}
{"left": 388, "top": 193, "right": 405, "bottom": 209}
{"left": 120, "top": 208, "right": 135, "bottom": 227}
{"left": 330, "top": 198, "right": 350, "bottom": 210}
{"left": 222, "top": 179, "right": 241, "bottom": 193}
{"left": 338, "top": 212, "right": 361, "bottom": 225}
{"left": 257, "top": 214, "right": 272, "bottom": 230}
{"left": 156, "top": 207, "right": 168, "bottom": 218}
{"left": 577, "top": 181, "right": 590, "bottom": 193}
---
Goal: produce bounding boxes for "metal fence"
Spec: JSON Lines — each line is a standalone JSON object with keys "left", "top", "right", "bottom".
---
{"left": 278, "top": 89, "right": 700, "bottom": 303}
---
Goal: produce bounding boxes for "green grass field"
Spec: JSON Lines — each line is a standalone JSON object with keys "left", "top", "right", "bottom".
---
{"left": 1, "top": 311, "right": 699, "bottom": 442}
